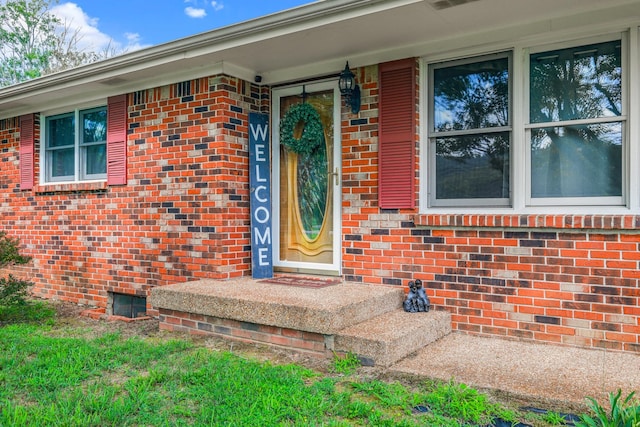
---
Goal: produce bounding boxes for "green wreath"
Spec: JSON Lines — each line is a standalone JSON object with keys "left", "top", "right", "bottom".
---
{"left": 280, "top": 103, "right": 324, "bottom": 155}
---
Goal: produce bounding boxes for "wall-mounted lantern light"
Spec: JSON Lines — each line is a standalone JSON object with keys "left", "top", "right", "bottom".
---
{"left": 338, "top": 61, "right": 361, "bottom": 114}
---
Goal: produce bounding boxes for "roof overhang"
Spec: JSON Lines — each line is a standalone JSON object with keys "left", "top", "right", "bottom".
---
{"left": 1, "top": 0, "right": 639, "bottom": 118}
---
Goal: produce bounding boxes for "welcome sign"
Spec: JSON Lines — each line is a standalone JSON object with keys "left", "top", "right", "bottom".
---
{"left": 249, "top": 113, "right": 273, "bottom": 278}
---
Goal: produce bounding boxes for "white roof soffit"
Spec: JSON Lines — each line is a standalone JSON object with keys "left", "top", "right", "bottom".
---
{"left": 1, "top": 0, "right": 640, "bottom": 117}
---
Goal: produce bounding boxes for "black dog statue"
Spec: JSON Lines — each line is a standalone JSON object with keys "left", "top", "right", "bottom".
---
{"left": 403, "top": 279, "right": 431, "bottom": 313}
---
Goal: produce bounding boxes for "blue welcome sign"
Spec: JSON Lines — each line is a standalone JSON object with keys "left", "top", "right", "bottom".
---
{"left": 249, "top": 113, "right": 273, "bottom": 279}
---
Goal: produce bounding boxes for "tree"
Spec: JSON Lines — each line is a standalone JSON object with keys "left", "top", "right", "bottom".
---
{"left": 0, "top": 231, "right": 32, "bottom": 307}
{"left": 0, "top": 0, "right": 113, "bottom": 87}
{"left": 0, "top": 0, "right": 58, "bottom": 86}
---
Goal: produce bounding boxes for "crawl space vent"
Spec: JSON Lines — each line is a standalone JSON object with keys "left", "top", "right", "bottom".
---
{"left": 112, "top": 293, "right": 147, "bottom": 318}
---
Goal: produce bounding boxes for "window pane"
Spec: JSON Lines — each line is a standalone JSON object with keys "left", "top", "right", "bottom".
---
{"left": 436, "top": 132, "right": 510, "bottom": 199}
{"left": 47, "top": 115, "right": 74, "bottom": 148}
{"left": 50, "top": 148, "right": 75, "bottom": 178}
{"left": 85, "top": 144, "right": 106, "bottom": 175}
{"left": 530, "top": 41, "right": 621, "bottom": 123}
{"left": 433, "top": 57, "right": 509, "bottom": 131}
{"left": 531, "top": 123, "right": 622, "bottom": 198}
{"left": 82, "top": 109, "right": 107, "bottom": 143}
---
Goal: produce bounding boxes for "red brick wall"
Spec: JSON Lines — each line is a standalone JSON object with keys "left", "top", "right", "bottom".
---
{"left": 158, "top": 308, "right": 327, "bottom": 356}
{"left": 0, "top": 75, "right": 266, "bottom": 308}
{"left": 340, "top": 63, "right": 640, "bottom": 352}
{"left": 341, "top": 63, "right": 420, "bottom": 286}
{"left": 415, "top": 216, "right": 640, "bottom": 352}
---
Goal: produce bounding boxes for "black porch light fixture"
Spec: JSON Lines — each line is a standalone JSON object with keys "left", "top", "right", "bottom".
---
{"left": 338, "top": 61, "right": 361, "bottom": 114}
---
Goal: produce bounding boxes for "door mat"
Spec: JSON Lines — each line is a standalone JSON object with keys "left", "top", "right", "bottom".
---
{"left": 259, "top": 276, "right": 341, "bottom": 288}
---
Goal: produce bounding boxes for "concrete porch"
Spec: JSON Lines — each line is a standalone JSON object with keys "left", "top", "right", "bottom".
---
{"left": 149, "top": 278, "right": 451, "bottom": 367}
{"left": 148, "top": 278, "right": 640, "bottom": 405}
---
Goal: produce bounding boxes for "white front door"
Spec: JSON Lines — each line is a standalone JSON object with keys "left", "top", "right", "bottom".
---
{"left": 272, "top": 81, "right": 341, "bottom": 274}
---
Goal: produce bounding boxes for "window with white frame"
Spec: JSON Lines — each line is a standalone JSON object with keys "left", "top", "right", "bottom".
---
{"left": 425, "top": 35, "right": 626, "bottom": 210}
{"left": 428, "top": 53, "right": 512, "bottom": 207}
{"left": 45, "top": 107, "right": 107, "bottom": 182}
{"left": 527, "top": 39, "right": 623, "bottom": 206}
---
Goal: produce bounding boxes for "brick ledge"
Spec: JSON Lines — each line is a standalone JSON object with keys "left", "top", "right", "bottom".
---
{"left": 414, "top": 214, "right": 640, "bottom": 231}
{"left": 34, "top": 181, "right": 108, "bottom": 194}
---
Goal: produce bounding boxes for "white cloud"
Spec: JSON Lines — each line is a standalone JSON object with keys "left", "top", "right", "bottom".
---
{"left": 50, "top": 2, "right": 150, "bottom": 55}
{"left": 123, "top": 32, "right": 147, "bottom": 51}
{"left": 211, "top": 1, "right": 224, "bottom": 11}
{"left": 50, "top": 2, "right": 111, "bottom": 52}
{"left": 185, "top": 6, "right": 207, "bottom": 18}
{"left": 124, "top": 32, "right": 140, "bottom": 44}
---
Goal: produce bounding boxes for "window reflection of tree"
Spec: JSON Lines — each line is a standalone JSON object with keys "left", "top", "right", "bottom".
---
{"left": 530, "top": 41, "right": 622, "bottom": 198}
{"left": 83, "top": 111, "right": 107, "bottom": 142}
{"left": 433, "top": 57, "right": 510, "bottom": 200}
{"left": 82, "top": 109, "right": 107, "bottom": 176}
{"left": 297, "top": 136, "right": 327, "bottom": 239}
{"left": 48, "top": 115, "right": 75, "bottom": 178}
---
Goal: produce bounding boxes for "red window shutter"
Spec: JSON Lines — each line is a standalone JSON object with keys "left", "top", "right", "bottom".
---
{"left": 19, "top": 114, "right": 35, "bottom": 190}
{"left": 107, "top": 94, "right": 128, "bottom": 185}
{"left": 378, "top": 58, "right": 416, "bottom": 209}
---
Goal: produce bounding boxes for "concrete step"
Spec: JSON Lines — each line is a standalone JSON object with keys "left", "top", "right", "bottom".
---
{"left": 150, "top": 278, "right": 405, "bottom": 335}
{"left": 334, "top": 309, "right": 452, "bottom": 367}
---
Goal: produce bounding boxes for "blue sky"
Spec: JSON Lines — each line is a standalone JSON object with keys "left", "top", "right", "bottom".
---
{"left": 50, "top": 1, "right": 315, "bottom": 53}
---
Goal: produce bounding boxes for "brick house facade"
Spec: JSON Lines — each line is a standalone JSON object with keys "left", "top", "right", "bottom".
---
{"left": 2, "top": 0, "right": 640, "bottom": 352}
{"left": 1, "top": 76, "right": 266, "bottom": 311}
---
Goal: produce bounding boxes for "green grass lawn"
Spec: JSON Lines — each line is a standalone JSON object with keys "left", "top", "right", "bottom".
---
{"left": 0, "top": 302, "right": 579, "bottom": 426}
